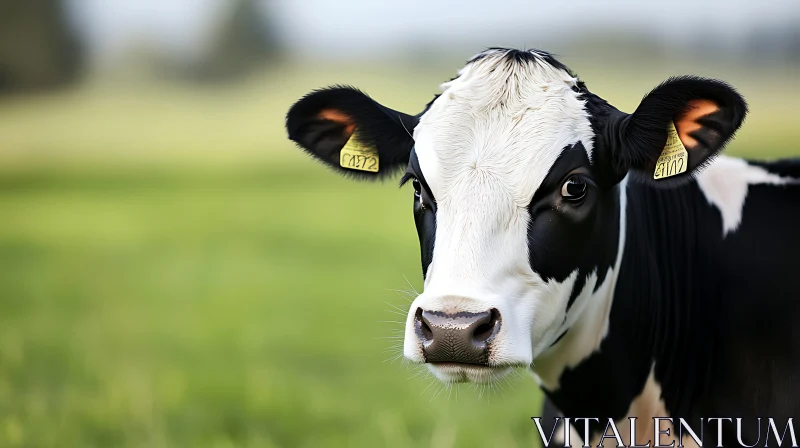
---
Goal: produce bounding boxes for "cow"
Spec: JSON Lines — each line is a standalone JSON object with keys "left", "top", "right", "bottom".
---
{"left": 285, "top": 48, "right": 800, "bottom": 446}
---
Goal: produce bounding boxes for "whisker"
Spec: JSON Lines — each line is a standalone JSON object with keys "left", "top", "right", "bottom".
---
{"left": 431, "top": 382, "right": 448, "bottom": 401}
{"left": 386, "top": 287, "right": 416, "bottom": 294}
{"left": 384, "top": 301, "right": 408, "bottom": 314}
{"left": 386, "top": 288, "right": 416, "bottom": 302}
{"left": 422, "top": 378, "right": 437, "bottom": 396}
{"left": 407, "top": 368, "right": 428, "bottom": 381}
{"left": 382, "top": 353, "right": 404, "bottom": 364}
{"left": 402, "top": 275, "right": 420, "bottom": 295}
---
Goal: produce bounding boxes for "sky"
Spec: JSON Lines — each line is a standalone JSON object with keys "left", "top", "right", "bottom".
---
{"left": 68, "top": 0, "right": 800, "bottom": 61}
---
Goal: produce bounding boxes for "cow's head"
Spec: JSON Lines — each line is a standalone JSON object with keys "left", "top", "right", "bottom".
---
{"left": 286, "top": 48, "right": 746, "bottom": 383}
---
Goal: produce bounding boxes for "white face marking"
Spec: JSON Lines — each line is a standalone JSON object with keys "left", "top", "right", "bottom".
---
{"left": 401, "top": 49, "right": 599, "bottom": 379}
{"left": 696, "top": 155, "right": 795, "bottom": 236}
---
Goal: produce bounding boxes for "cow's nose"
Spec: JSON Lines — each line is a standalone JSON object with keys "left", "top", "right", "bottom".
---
{"left": 414, "top": 308, "right": 501, "bottom": 365}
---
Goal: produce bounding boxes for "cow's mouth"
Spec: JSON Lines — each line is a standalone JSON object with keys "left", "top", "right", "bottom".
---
{"left": 426, "top": 362, "right": 515, "bottom": 384}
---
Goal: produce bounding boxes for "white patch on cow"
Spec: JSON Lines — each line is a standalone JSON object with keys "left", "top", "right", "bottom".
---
{"left": 548, "top": 365, "right": 699, "bottom": 448}
{"left": 594, "top": 365, "right": 670, "bottom": 448}
{"left": 403, "top": 49, "right": 596, "bottom": 374}
{"left": 552, "top": 417, "right": 584, "bottom": 448}
{"left": 696, "top": 155, "right": 795, "bottom": 236}
{"left": 531, "top": 176, "right": 628, "bottom": 390}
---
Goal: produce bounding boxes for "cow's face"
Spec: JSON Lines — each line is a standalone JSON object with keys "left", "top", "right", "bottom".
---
{"left": 287, "top": 48, "right": 746, "bottom": 383}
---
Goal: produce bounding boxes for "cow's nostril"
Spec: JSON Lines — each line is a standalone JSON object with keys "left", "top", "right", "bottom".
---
{"left": 472, "top": 308, "right": 500, "bottom": 344}
{"left": 420, "top": 321, "right": 433, "bottom": 340}
{"left": 415, "top": 307, "right": 434, "bottom": 342}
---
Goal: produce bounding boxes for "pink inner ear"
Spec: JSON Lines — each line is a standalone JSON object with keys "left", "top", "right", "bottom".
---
{"left": 675, "top": 99, "right": 719, "bottom": 149}
{"left": 318, "top": 109, "right": 357, "bottom": 137}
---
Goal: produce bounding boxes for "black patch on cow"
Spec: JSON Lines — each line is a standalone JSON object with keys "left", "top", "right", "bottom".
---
{"left": 567, "top": 273, "right": 587, "bottom": 309}
{"left": 527, "top": 143, "right": 619, "bottom": 308}
{"left": 538, "top": 397, "right": 568, "bottom": 442}
{"left": 545, "top": 166, "right": 800, "bottom": 445}
{"left": 749, "top": 158, "right": 800, "bottom": 178}
{"left": 402, "top": 150, "right": 437, "bottom": 277}
{"left": 545, "top": 179, "right": 725, "bottom": 438}
{"left": 582, "top": 92, "right": 631, "bottom": 187}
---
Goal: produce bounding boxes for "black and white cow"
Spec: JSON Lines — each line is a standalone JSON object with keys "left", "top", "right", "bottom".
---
{"left": 286, "top": 48, "right": 800, "bottom": 446}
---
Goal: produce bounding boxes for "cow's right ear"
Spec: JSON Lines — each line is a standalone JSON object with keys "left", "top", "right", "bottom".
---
{"left": 286, "top": 86, "right": 418, "bottom": 180}
{"left": 606, "top": 76, "right": 747, "bottom": 187}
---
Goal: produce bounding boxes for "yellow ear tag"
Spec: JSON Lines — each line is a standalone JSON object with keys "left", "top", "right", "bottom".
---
{"left": 653, "top": 122, "right": 688, "bottom": 180}
{"left": 339, "top": 131, "right": 379, "bottom": 173}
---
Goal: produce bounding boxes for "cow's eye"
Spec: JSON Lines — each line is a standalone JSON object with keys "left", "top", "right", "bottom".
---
{"left": 412, "top": 179, "right": 422, "bottom": 198}
{"left": 561, "top": 176, "right": 587, "bottom": 201}
{"left": 411, "top": 178, "right": 427, "bottom": 209}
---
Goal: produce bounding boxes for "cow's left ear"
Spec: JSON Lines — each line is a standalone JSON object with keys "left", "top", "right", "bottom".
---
{"left": 286, "top": 86, "right": 418, "bottom": 180}
{"left": 614, "top": 76, "right": 747, "bottom": 186}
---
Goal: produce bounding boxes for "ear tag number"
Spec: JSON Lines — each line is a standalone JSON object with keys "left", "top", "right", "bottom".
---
{"left": 339, "top": 131, "right": 379, "bottom": 173}
{"left": 653, "top": 122, "right": 688, "bottom": 180}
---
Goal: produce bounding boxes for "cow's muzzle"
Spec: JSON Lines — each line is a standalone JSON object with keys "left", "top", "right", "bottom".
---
{"left": 414, "top": 307, "right": 501, "bottom": 365}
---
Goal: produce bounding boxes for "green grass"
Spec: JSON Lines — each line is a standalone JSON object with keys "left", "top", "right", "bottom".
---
{"left": 0, "top": 164, "right": 545, "bottom": 447}
{"left": 0, "top": 61, "right": 798, "bottom": 447}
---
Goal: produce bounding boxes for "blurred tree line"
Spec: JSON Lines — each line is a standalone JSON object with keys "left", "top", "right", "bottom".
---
{"left": 0, "top": 0, "right": 796, "bottom": 96}
{"left": 184, "top": 0, "right": 283, "bottom": 82}
{"left": 0, "top": 0, "right": 283, "bottom": 95}
{"left": 0, "top": 0, "right": 83, "bottom": 94}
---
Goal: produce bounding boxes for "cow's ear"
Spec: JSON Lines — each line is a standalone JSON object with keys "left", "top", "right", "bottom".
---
{"left": 614, "top": 76, "right": 747, "bottom": 186}
{"left": 286, "top": 86, "right": 418, "bottom": 180}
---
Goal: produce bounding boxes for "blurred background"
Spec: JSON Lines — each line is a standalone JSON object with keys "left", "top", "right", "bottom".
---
{"left": 0, "top": 1, "right": 798, "bottom": 447}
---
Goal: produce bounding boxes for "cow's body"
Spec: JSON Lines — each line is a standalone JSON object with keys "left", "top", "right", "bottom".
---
{"left": 537, "top": 156, "right": 800, "bottom": 446}
{"left": 286, "top": 48, "right": 800, "bottom": 447}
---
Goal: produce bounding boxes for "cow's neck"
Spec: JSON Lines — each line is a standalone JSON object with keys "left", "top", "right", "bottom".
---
{"left": 531, "top": 175, "right": 721, "bottom": 427}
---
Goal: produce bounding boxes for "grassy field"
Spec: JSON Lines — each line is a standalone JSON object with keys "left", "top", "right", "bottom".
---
{"left": 0, "top": 61, "right": 797, "bottom": 447}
